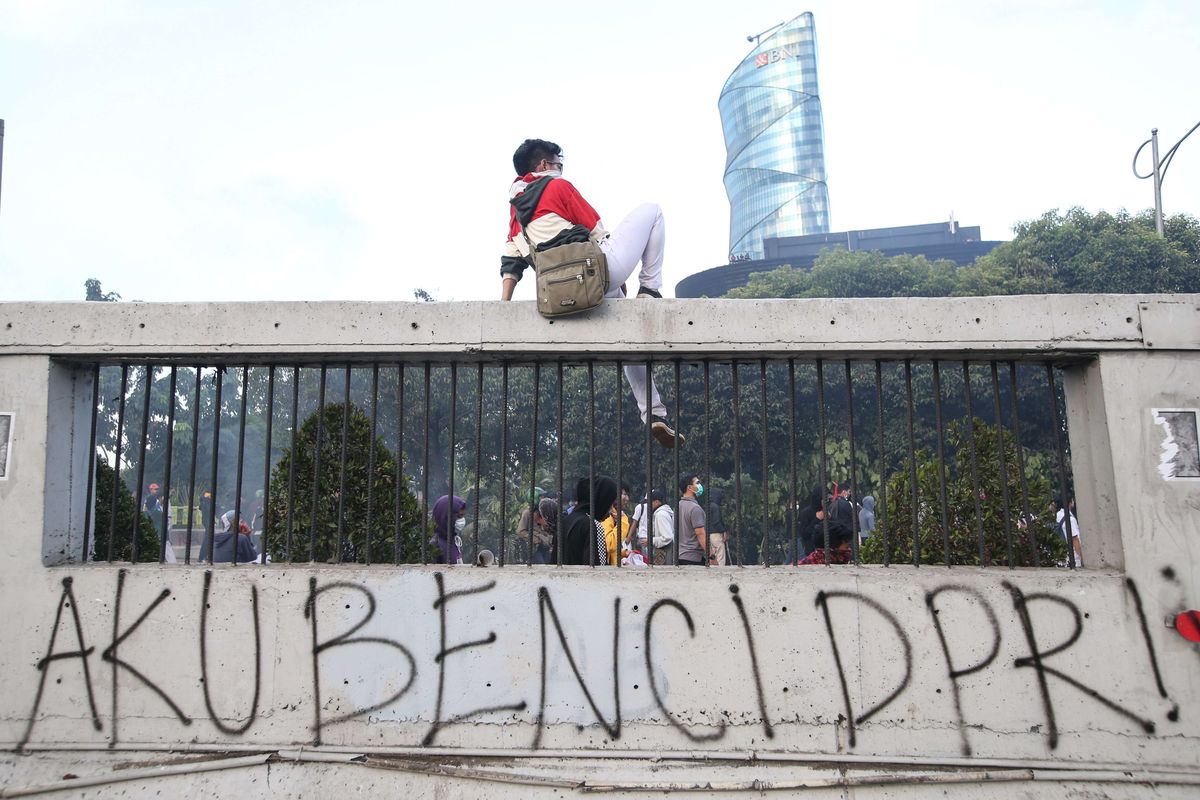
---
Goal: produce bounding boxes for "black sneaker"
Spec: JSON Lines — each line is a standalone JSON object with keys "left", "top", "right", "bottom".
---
{"left": 650, "top": 417, "right": 684, "bottom": 448}
{"left": 636, "top": 286, "right": 663, "bottom": 299}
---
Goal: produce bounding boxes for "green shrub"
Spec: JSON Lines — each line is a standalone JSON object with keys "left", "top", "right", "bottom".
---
{"left": 91, "top": 458, "right": 164, "bottom": 562}
{"left": 860, "top": 419, "right": 1066, "bottom": 567}
{"left": 266, "top": 402, "right": 423, "bottom": 563}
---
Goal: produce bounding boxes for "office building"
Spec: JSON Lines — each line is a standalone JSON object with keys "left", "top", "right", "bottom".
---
{"left": 719, "top": 12, "right": 830, "bottom": 261}
{"left": 675, "top": 221, "right": 1005, "bottom": 298}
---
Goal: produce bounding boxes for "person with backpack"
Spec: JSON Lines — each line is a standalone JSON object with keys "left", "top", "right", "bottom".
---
{"left": 498, "top": 138, "right": 681, "bottom": 449}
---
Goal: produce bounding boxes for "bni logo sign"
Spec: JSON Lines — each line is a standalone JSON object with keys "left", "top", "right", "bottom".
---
{"left": 755, "top": 44, "right": 803, "bottom": 68}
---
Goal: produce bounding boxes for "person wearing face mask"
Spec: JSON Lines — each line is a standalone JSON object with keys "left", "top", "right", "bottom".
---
{"left": 500, "top": 138, "right": 682, "bottom": 450}
{"left": 676, "top": 472, "right": 709, "bottom": 566}
{"left": 431, "top": 495, "right": 467, "bottom": 565}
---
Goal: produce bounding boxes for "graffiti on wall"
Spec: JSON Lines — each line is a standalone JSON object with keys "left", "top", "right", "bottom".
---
{"left": 13, "top": 571, "right": 1183, "bottom": 757}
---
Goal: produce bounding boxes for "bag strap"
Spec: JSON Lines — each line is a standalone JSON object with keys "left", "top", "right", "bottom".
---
{"left": 510, "top": 176, "right": 555, "bottom": 255}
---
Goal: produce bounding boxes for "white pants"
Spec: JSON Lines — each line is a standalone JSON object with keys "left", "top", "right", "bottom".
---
{"left": 600, "top": 202, "right": 665, "bottom": 296}
{"left": 599, "top": 203, "right": 667, "bottom": 423}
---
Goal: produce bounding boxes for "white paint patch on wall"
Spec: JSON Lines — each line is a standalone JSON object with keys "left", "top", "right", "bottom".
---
{"left": 1152, "top": 408, "right": 1200, "bottom": 480}
{"left": 0, "top": 411, "right": 13, "bottom": 480}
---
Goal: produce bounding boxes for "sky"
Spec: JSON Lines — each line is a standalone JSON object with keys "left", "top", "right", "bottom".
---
{"left": 1, "top": 0, "right": 1198, "bottom": 302}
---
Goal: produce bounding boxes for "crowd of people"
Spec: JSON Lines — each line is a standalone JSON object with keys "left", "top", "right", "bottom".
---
{"left": 428, "top": 479, "right": 1083, "bottom": 569}
{"left": 428, "top": 476, "right": 883, "bottom": 567}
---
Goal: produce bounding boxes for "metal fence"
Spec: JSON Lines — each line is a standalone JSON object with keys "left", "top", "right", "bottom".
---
{"left": 70, "top": 353, "right": 1083, "bottom": 569}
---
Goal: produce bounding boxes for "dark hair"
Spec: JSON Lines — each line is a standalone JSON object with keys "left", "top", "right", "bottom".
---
{"left": 678, "top": 472, "right": 699, "bottom": 495}
{"left": 826, "top": 523, "right": 854, "bottom": 548}
{"left": 575, "top": 476, "right": 619, "bottom": 517}
{"left": 512, "top": 138, "right": 562, "bottom": 175}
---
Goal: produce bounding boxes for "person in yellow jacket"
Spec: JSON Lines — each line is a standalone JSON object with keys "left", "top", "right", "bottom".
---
{"left": 601, "top": 483, "right": 634, "bottom": 566}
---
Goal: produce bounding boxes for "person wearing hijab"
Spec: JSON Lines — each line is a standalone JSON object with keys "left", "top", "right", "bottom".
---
{"left": 563, "top": 476, "right": 618, "bottom": 565}
{"left": 533, "top": 496, "right": 560, "bottom": 564}
{"left": 431, "top": 495, "right": 467, "bottom": 565}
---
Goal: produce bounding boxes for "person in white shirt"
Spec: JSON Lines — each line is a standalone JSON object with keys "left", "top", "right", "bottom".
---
{"left": 1053, "top": 494, "right": 1083, "bottom": 568}
{"left": 630, "top": 491, "right": 675, "bottom": 563}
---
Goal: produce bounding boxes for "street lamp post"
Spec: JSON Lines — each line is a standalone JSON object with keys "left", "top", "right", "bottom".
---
{"left": 1133, "top": 120, "right": 1200, "bottom": 237}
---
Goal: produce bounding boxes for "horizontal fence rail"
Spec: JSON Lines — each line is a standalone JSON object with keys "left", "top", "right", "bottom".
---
{"left": 68, "top": 355, "right": 1083, "bottom": 569}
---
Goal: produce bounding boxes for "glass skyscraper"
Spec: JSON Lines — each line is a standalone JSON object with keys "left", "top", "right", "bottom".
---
{"left": 719, "top": 12, "right": 830, "bottom": 261}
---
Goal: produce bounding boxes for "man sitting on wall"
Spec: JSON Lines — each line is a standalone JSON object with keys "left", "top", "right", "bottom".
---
{"left": 499, "top": 138, "right": 682, "bottom": 449}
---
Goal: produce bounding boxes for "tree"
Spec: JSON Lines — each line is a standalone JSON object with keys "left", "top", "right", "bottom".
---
{"left": 725, "top": 207, "right": 1200, "bottom": 300}
{"left": 91, "top": 457, "right": 163, "bottom": 562}
{"left": 972, "top": 208, "right": 1200, "bottom": 294}
{"left": 726, "top": 250, "right": 1014, "bottom": 299}
{"left": 266, "top": 401, "right": 423, "bottom": 563}
{"left": 859, "top": 419, "right": 1066, "bottom": 567}
{"left": 84, "top": 278, "right": 121, "bottom": 302}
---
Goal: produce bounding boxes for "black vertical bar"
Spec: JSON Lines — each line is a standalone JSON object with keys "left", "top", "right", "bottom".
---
{"left": 816, "top": 360, "right": 830, "bottom": 559}
{"left": 1007, "top": 362, "right": 1038, "bottom": 567}
{"left": 473, "top": 363, "right": 483, "bottom": 563}
{"left": 903, "top": 360, "right": 919, "bottom": 567}
{"left": 527, "top": 363, "right": 540, "bottom": 568}
{"left": 205, "top": 368, "right": 224, "bottom": 564}
{"left": 307, "top": 367, "right": 326, "bottom": 563}
{"left": 615, "top": 362, "right": 624, "bottom": 564}
{"left": 556, "top": 361, "right": 566, "bottom": 567}
{"left": 365, "top": 365, "right": 379, "bottom": 565}
{"left": 159, "top": 367, "right": 177, "bottom": 564}
{"left": 788, "top": 360, "right": 797, "bottom": 566}
{"left": 231, "top": 366, "right": 250, "bottom": 565}
{"left": 448, "top": 367, "right": 456, "bottom": 566}
{"left": 307, "top": 366, "right": 327, "bottom": 563}
{"left": 82, "top": 364, "right": 101, "bottom": 562}
{"left": 674, "top": 359, "right": 682, "bottom": 567}
{"left": 645, "top": 358, "right": 654, "bottom": 568}
{"left": 760, "top": 360, "right": 768, "bottom": 567}
{"left": 989, "top": 362, "right": 1016, "bottom": 568}
{"left": 932, "top": 361, "right": 952, "bottom": 566}
{"left": 845, "top": 360, "right": 860, "bottom": 564}
{"left": 421, "top": 362, "right": 431, "bottom": 565}
{"left": 1046, "top": 363, "right": 1075, "bottom": 569}
{"left": 875, "top": 360, "right": 890, "bottom": 567}
{"left": 733, "top": 361, "right": 743, "bottom": 566}
{"left": 703, "top": 361, "right": 712, "bottom": 565}
{"left": 104, "top": 362, "right": 127, "bottom": 563}
{"left": 589, "top": 362, "right": 597, "bottom": 566}
{"left": 185, "top": 366, "right": 203, "bottom": 565}
{"left": 131, "top": 365, "right": 153, "bottom": 563}
{"left": 106, "top": 364, "right": 129, "bottom": 563}
{"left": 394, "top": 364, "right": 406, "bottom": 564}
{"left": 285, "top": 367, "right": 300, "bottom": 563}
{"left": 962, "top": 362, "right": 986, "bottom": 565}
{"left": 335, "top": 366, "right": 351, "bottom": 563}
{"left": 448, "top": 362, "right": 458, "bottom": 564}
{"left": 261, "top": 367, "right": 275, "bottom": 563}
{"left": 499, "top": 363, "right": 509, "bottom": 566}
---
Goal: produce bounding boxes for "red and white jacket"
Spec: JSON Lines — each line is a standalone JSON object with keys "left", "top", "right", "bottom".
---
{"left": 501, "top": 173, "right": 608, "bottom": 281}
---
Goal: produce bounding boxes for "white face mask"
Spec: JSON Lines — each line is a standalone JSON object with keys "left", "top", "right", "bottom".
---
{"left": 454, "top": 517, "right": 466, "bottom": 533}
{"left": 535, "top": 168, "right": 561, "bottom": 179}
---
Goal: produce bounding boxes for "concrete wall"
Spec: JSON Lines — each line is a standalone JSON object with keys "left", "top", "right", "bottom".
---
{"left": 1, "top": 296, "right": 1198, "bottom": 797}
